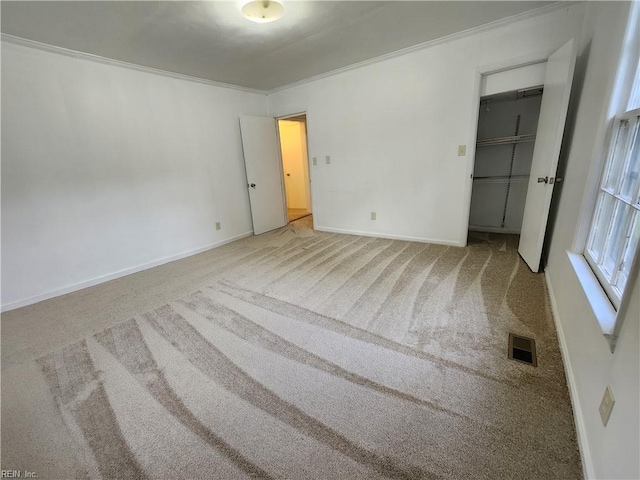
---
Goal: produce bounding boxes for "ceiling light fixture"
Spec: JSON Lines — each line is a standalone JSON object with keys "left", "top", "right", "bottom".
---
{"left": 241, "top": 0, "right": 285, "bottom": 23}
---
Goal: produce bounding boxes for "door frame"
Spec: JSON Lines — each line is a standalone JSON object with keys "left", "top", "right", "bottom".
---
{"left": 460, "top": 47, "right": 563, "bottom": 247}
{"left": 275, "top": 111, "right": 316, "bottom": 228}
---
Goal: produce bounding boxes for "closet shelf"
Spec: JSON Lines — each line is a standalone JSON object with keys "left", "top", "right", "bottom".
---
{"left": 476, "top": 134, "right": 536, "bottom": 147}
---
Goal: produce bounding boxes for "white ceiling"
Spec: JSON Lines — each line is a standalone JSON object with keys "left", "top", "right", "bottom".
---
{"left": 1, "top": 1, "right": 556, "bottom": 91}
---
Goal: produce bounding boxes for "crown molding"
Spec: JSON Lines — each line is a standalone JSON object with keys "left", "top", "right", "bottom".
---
{"left": 267, "top": 1, "right": 584, "bottom": 95}
{"left": 0, "top": 33, "right": 268, "bottom": 95}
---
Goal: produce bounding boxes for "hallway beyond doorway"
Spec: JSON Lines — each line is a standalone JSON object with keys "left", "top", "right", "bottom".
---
{"left": 278, "top": 114, "right": 312, "bottom": 224}
{"left": 288, "top": 208, "right": 311, "bottom": 222}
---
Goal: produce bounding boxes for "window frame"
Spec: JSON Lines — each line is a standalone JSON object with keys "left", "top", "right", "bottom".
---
{"left": 584, "top": 107, "right": 640, "bottom": 310}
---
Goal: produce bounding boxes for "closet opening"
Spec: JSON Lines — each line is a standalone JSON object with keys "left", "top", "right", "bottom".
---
{"left": 277, "top": 114, "right": 312, "bottom": 224}
{"left": 468, "top": 87, "right": 544, "bottom": 238}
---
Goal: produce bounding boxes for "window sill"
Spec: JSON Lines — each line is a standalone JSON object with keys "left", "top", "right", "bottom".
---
{"left": 566, "top": 251, "right": 617, "bottom": 336}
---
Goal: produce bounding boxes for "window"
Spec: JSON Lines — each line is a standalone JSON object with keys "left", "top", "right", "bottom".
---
{"left": 585, "top": 108, "right": 640, "bottom": 308}
{"left": 574, "top": 2, "right": 640, "bottom": 342}
{"left": 584, "top": 12, "right": 640, "bottom": 310}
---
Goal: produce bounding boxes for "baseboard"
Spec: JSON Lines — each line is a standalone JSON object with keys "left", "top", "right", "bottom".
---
{"left": 1, "top": 231, "right": 254, "bottom": 313}
{"left": 314, "top": 225, "right": 462, "bottom": 246}
{"left": 544, "top": 269, "right": 596, "bottom": 480}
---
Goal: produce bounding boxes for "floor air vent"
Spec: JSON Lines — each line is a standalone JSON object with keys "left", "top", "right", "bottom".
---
{"left": 508, "top": 333, "right": 537, "bottom": 367}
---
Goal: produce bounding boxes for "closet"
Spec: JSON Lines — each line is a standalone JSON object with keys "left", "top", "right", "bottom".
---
{"left": 469, "top": 87, "right": 544, "bottom": 234}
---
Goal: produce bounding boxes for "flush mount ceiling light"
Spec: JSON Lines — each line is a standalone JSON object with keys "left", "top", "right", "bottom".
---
{"left": 241, "top": 0, "right": 285, "bottom": 23}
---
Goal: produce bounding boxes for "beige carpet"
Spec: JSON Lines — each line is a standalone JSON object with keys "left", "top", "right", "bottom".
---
{"left": 1, "top": 217, "right": 582, "bottom": 479}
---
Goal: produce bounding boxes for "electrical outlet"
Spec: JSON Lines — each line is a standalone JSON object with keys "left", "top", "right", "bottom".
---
{"left": 371, "top": 212, "right": 376, "bottom": 220}
{"left": 599, "top": 385, "right": 615, "bottom": 426}
{"left": 312, "top": 157, "right": 317, "bottom": 165}
{"left": 325, "top": 155, "right": 331, "bottom": 165}
{"left": 215, "top": 222, "right": 221, "bottom": 231}
{"left": 458, "top": 144, "right": 467, "bottom": 156}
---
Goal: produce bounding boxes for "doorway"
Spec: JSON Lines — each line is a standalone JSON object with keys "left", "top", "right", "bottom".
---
{"left": 277, "top": 114, "right": 312, "bottom": 223}
{"left": 469, "top": 87, "right": 544, "bottom": 235}
{"left": 465, "top": 39, "right": 576, "bottom": 272}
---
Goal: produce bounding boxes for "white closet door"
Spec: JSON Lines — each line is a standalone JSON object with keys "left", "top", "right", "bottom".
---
{"left": 518, "top": 39, "right": 577, "bottom": 272}
{"left": 239, "top": 116, "right": 287, "bottom": 235}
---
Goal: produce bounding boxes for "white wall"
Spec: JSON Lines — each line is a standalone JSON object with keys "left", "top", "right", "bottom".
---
{"left": 1, "top": 40, "right": 268, "bottom": 310}
{"left": 268, "top": 4, "right": 586, "bottom": 245}
{"left": 545, "top": 2, "right": 639, "bottom": 479}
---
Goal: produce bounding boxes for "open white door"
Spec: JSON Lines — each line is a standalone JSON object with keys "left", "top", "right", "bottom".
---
{"left": 239, "top": 116, "right": 287, "bottom": 235}
{"left": 518, "top": 39, "right": 577, "bottom": 272}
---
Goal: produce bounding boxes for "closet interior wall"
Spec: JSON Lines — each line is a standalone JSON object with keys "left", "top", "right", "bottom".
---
{"left": 469, "top": 90, "right": 543, "bottom": 234}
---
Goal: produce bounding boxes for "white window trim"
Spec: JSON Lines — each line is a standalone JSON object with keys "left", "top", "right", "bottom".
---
{"left": 568, "top": 1, "right": 639, "bottom": 349}
{"left": 567, "top": 252, "right": 617, "bottom": 334}
{"left": 568, "top": 241, "right": 640, "bottom": 353}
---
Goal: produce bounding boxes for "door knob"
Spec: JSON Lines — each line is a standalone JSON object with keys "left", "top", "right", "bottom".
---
{"left": 537, "top": 176, "right": 549, "bottom": 184}
{"left": 249, "top": 183, "right": 256, "bottom": 188}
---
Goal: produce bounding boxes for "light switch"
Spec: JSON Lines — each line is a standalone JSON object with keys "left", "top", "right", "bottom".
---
{"left": 371, "top": 212, "right": 376, "bottom": 220}
{"left": 312, "top": 157, "right": 317, "bottom": 165}
{"left": 458, "top": 145, "right": 467, "bottom": 156}
{"left": 215, "top": 222, "right": 221, "bottom": 231}
{"left": 325, "top": 156, "right": 331, "bottom": 165}
{"left": 599, "top": 385, "right": 615, "bottom": 426}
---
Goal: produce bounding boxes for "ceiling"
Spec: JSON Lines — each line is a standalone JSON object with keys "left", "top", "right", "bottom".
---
{"left": 1, "top": 1, "right": 557, "bottom": 91}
